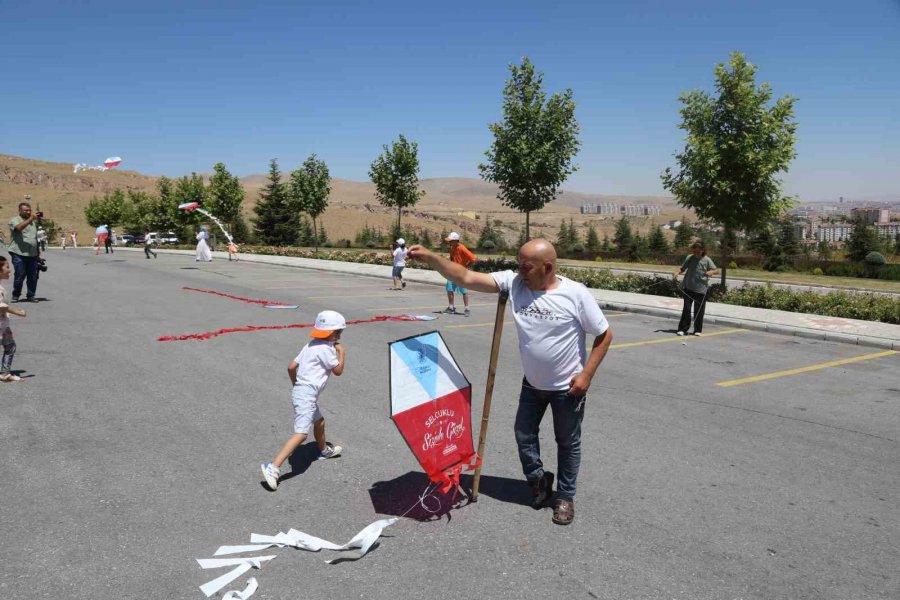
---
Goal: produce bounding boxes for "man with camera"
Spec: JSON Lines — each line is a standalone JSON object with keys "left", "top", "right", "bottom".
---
{"left": 7, "top": 198, "right": 41, "bottom": 302}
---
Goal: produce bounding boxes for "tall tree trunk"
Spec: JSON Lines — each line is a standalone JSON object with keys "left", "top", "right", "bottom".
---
{"left": 397, "top": 206, "right": 402, "bottom": 233}
{"left": 525, "top": 212, "right": 531, "bottom": 243}
{"left": 313, "top": 216, "right": 318, "bottom": 254}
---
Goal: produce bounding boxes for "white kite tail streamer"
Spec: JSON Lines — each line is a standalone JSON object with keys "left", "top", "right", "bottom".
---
{"left": 222, "top": 577, "right": 258, "bottom": 600}
{"left": 194, "top": 207, "right": 234, "bottom": 244}
{"left": 197, "top": 556, "right": 275, "bottom": 597}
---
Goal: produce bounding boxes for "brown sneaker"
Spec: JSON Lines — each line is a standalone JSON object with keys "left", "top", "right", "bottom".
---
{"left": 552, "top": 498, "right": 575, "bottom": 525}
{"left": 530, "top": 471, "right": 554, "bottom": 509}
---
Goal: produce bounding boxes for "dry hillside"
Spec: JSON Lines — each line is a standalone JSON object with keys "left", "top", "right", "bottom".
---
{"left": 1, "top": 153, "right": 685, "bottom": 245}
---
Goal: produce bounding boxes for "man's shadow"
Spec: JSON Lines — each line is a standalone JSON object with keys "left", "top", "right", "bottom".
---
{"left": 368, "top": 471, "right": 530, "bottom": 522}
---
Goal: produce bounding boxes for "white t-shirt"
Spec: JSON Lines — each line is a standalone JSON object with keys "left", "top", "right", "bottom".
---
{"left": 490, "top": 271, "right": 610, "bottom": 391}
{"left": 392, "top": 247, "right": 408, "bottom": 267}
{"left": 0, "top": 284, "right": 9, "bottom": 330}
{"left": 292, "top": 340, "right": 341, "bottom": 398}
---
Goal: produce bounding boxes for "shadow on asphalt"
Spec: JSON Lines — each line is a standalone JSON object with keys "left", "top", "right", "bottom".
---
{"left": 368, "top": 471, "right": 531, "bottom": 521}
{"left": 258, "top": 443, "right": 324, "bottom": 490}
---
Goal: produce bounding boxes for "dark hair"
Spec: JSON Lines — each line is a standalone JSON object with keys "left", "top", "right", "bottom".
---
{"left": 690, "top": 241, "right": 706, "bottom": 257}
{"left": 18, "top": 202, "right": 31, "bottom": 210}
{"left": 0, "top": 256, "right": 7, "bottom": 267}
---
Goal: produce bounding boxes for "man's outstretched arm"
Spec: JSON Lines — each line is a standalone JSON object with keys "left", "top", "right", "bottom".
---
{"left": 406, "top": 245, "right": 501, "bottom": 293}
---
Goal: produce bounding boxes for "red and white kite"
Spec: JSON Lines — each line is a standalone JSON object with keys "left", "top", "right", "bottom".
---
{"left": 389, "top": 331, "right": 480, "bottom": 493}
{"left": 103, "top": 156, "right": 122, "bottom": 169}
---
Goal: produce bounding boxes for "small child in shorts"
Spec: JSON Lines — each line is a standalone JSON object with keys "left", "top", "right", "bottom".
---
{"left": 227, "top": 240, "right": 239, "bottom": 261}
{"left": 261, "top": 310, "right": 346, "bottom": 491}
{"left": 0, "top": 257, "right": 26, "bottom": 382}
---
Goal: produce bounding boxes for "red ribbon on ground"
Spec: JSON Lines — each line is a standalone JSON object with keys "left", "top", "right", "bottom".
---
{"left": 158, "top": 314, "right": 428, "bottom": 342}
{"left": 182, "top": 286, "right": 289, "bottom": 306}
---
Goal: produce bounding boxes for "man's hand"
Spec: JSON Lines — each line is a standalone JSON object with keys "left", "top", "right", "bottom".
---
{"left": 406, "top": 245, "right": 437, "bottom": 264}
{"left": 569, "top": 371, "right": 592, "bottom": 398}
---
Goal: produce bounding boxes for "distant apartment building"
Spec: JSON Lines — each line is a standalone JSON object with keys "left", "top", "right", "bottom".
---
{"left": 816, "top": 224, "right": 855, "bottom": 242}
{"left": 850, "top": 207, "right": 890, "bottom": 225}
{"left": 581, "top": 203, "right": 660, "bottom": 216}
{"left": 875, "top": 223, "right": 900, "bottom": 238}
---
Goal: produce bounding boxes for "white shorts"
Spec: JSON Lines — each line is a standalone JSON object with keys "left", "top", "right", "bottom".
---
{"left": 292, "top": 389, "right": 323, "bottom": 434}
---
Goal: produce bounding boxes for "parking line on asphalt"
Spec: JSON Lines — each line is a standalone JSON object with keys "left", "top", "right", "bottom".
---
{"left": 611, "top": 328, "right": 747, "bottom": 350}
{"left": 716, "top": 350, "right": 899, "bottom": 387}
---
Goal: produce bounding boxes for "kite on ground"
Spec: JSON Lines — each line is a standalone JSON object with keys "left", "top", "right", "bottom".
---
{"left": 389, "top": 331, "right": 480, "bottom": 494}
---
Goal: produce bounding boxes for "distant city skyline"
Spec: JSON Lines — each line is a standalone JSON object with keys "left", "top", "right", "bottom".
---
{"left": 1, "top": 0, "right": 898, "bottom": 201}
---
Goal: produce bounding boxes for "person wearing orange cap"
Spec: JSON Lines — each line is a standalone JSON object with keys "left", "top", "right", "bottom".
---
{"left": 260, "top": 310, "right": 346, "bottom": 491}
{"left": 442, "top": 232, "right": 476, "bottom": 316}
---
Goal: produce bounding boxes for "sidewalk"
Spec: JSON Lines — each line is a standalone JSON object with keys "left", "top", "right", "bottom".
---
{"left": 149, "top": 248, "right": 900, "bottom": 350}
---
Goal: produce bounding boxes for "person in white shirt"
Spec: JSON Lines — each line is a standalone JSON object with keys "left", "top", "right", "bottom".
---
{"left": 408, "top": 239, "right": 612, "bottom": 525}
{"left": 260, "top": 310, "right": 347, "bottom": 491}
{"left": 391, "top": 238, "right": 408, "bottom": 290}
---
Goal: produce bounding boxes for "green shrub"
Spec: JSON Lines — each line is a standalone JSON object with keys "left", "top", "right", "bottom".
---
{"left": 365, "top": 240, "right": 376, "bottom": 249}
{"left": 812, "top": 267, "right": 823, "bottom": 276}
{"left": 323, "top": 240, "right": 334, "bottom": 248}
{"left": 865, "top": 252, "right": 886, "bottom": 266}
{"left": 480, "top": 240, "right": 496, "bottom": 250}
{"left": 594, "top": 256, "right": 603, "bottom": 262}
{"left": 571, "top": 243, "right": 585, "bottom": 253}
{"left": 728, "top": 261, "right": 738, "bottom": 269}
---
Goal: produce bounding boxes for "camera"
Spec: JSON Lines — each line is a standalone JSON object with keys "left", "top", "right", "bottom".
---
{"left": 36, "top": 211, "right": 44, "bottom": 219}
{"left": 37, "top": 258, "right": 47, "bottom": 273}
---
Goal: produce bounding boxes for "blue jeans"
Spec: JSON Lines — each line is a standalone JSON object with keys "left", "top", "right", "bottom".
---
{"left": 514, "top": 378, "right": 585, "bottom": 501}
{"left": 10, "top": 253, "right": 38, "bottom": 300}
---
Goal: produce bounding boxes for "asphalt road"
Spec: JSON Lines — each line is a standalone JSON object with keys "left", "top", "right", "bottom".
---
{"left": 2, "top": 249, "right": 897, "bottom": 600}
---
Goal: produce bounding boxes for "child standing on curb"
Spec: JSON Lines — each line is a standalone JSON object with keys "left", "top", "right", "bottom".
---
{"left": 261, "top": 310, "right": 346, "bottom": 491}
{"left": 0, "top": 257, "right": 26, "bottom": 382}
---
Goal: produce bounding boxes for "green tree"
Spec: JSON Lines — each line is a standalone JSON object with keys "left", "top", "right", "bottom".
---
{"left": 207, "top": 163, "right": 245, "bottom": 237}
{"left": 84, "top": 189, "right": 128, "bottom": 228}
{"left": 289, "top": 154, "right": 331, "bottom": 252}
{"left": 613, "top": 216, "right": 633, "bottom": 252}
{"left": 816, "top": 240, "right": 833, "bottom": 260}
{"left": 674, "top": 217, "right": 693, "bottom": 250}
{"left": 894, "top": 233, "right": 900, "bottom": 256}
{"left": 845, "top": 220, "right": 880, "bottom": 262}
{"left": 585, "top": 223, "right": 600, "bottom": 252}
{"left": 421, "top": 229, "right": 433, "bottom": 249}
{"left": 479, "top": 57, "right": 580, "bottom": 241}
{"left": 253, "top": 159, "right": 297, "bottom": 245}
{"left": 749, "top": 226, "right": 776, "bottom": 256}
{"left": 648, "top": 225, "right": 670, "bottom": 253}
{"left": 477, "top": 216, "right": 504, "bottom": 250}
{"left": 600, "top": 234, "right": 611, "bottom": 252}
{"left": 661, "top": 52, "right": 798, "bottom": 285}
{"left": 297, "top": 216, "right": 316, "bottom": 246}
{"left": 778, "top": 219, "right": 800, "bottom": 257}
{"left": 369, "top": 134, "right": 425, "bottom": 231}
{"left": 173, "top": 173, "right": 206, "bottom": 237}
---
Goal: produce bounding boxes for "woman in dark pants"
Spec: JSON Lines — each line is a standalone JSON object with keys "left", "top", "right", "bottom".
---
{"left": 673, "top": 241, "right": 718, "bottom": 336}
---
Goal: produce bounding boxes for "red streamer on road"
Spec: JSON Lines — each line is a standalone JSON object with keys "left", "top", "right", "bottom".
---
{"left": 182, "top": 286, "right": 289, "bottom": 306}
{"left": 158, "top": 315, "right": 428, "bottom": 342}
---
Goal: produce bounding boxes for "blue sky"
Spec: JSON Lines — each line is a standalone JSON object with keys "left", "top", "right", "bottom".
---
{"left": 2, "top": 0, "right": 898, "bottom": 201}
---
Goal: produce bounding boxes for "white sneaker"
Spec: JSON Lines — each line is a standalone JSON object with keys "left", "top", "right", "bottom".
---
{"left": 692, "top": 332, "right": 702, "bottom": 337}
{"left": 676, "top": 331, "right": 685, "bottom": 337}
{"left": 261, "top": 462, "right": 280, "bottom": 490}
{"left": 318, "top": 442, "right": 343, "bottom": 460}
{"left": 443, "top": 306, "right": 456, "bottom": 314}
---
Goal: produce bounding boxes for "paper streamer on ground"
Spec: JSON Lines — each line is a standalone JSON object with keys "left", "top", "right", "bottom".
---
{"left": 197, "top": 556, "right": 274, "bottom": 597}
{"left": 222, "top": 578, "right": 258, "bottom": 600}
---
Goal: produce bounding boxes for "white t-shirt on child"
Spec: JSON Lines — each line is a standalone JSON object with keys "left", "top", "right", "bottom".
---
{"left": 0, "top": 284, "right": 9, "bottom": 330}
{"left": 392, "top": 247, "right": 408, "bottom": 267}
{"left": 292, "top": 340, "right": 341, "bottom": 399}
{"left": 490, "top": 270, "right": 610, "bottom": 391}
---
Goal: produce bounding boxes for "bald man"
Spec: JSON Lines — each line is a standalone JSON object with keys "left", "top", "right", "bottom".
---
{"left": 408, "top": 239, "right": 613, "bottom": 525}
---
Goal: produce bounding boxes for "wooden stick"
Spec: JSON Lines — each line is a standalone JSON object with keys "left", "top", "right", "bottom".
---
{"left": 471, "top": 289, "right": 509, "bottom": 501}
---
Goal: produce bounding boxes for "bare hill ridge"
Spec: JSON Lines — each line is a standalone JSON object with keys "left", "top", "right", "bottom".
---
{"left": 1, "top": 153, "right": 679, "bottom": 243}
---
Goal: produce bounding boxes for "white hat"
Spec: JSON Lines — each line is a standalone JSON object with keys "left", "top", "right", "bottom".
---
{"left": 396, "top": 238, "right": 405, "bottom": 245}
{"left": 309, "top": 310, "right": 347, "bottom": 339}
{"left": 445, "top": 231, "right": 460, "bottom": 241}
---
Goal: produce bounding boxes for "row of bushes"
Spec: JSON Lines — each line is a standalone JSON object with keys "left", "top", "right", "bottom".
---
{"left": 229, "top": 247, "right": 900, "bottom": 324}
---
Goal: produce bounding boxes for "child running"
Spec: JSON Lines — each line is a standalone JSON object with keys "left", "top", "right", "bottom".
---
{"left": 227, "top": 240, "right": 239, "bottom": 261}
{"left": 261, "top": 310, "right": 346, "bottom": 490}
{"left": 0, "top": 257, "right": 26, "bottom": 382}
{"left": 391, "top": 238, "right": 407, "bottom": 290}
